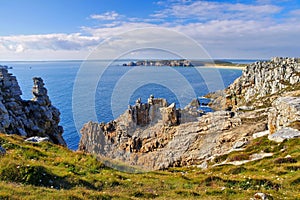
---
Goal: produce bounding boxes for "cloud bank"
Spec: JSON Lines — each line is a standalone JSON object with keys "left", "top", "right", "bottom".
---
{"left": 1, "top": 1, "right": 299, "bottom": 60}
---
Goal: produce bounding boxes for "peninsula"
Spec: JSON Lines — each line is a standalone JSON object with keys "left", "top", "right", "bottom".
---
{"left": 122, "top": 59, "right": 246, "bottom": 68}
{"left": 123, "top": 59, "right": 193, "bottom": 67}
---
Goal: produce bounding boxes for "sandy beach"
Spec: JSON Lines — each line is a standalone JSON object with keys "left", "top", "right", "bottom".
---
{"left": 197, "top": 64, "right": 246, "bottom": 70}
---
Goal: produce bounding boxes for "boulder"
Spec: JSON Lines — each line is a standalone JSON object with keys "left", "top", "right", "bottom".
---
{"left": 25, "top": 136, "right": 50, "bottom": 143}
{"left": 268, "top": 127, "right": 300, "bottom": 143}
{"left": 252, "top": 192, "right": 273, "bottom": 200}
{"left": 268, "top": 96, "right": 300, "bottom": 134}
{"left": 232, "top": 138, "right": 248, "bottom": 149}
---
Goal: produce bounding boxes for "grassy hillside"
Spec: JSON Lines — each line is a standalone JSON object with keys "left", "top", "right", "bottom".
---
{"left": 0, "top": 133, "right": 299, "bottom": 199}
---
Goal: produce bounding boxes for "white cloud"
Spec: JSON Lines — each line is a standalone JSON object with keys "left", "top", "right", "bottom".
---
{"left": 1, "top": 1, "right": 300, "bottom": 60}
{"left": 90, "top": 11, "right": 120, "bottom": 21}
{"left": 152, "top": 1, "right": 282, "bottom": 21}
{"left": 290, "top": 9, "right": 300, "bottom": 16}
{"left": 0, "top": 33, "right": 100, "bottom": 52}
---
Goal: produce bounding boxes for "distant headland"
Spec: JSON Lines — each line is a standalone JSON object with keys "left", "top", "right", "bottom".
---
{"left": 123, "top": 59, "right": 193, "bottom": 67}
{"left": 122, "top": 59, "right": 247, "bottom": 68}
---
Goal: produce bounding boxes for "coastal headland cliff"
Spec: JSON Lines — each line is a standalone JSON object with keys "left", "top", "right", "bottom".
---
{"left": 0, "top": 66, "right": 66, "bottom": 146}
{"left": 79, "top": 57, "right": 300, "bottom": 170}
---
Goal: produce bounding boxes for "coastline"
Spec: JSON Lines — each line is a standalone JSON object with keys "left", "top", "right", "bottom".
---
{"left": 197, "top": 64, "right": 246, "bottom": 70}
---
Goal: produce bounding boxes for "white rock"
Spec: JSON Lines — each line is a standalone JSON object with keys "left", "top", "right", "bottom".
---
{"left": 25, "top": 136, "right": 49, "bottom": 143}
{"left": 253, "top": 130, "right": 269, "bottom": 139}
{"left": 268, "top": 127, "right": 300, "bottom": 143}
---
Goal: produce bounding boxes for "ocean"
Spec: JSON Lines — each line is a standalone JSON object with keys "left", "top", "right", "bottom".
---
{"left": 4, "top": 60, "right": 244, "bottom": 150}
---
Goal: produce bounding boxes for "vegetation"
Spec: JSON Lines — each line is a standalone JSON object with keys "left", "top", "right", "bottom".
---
{"left": 0, "top": 133, "right": 299, "bottom": 199}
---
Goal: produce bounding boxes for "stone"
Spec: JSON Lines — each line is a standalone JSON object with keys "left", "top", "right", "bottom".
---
{"left": 0, "top": 146, "right": 6, "bottom": 156}
{"left": 186, "top": 98, "right": 200, "bottom": 108}
{"left": 209, "top": 57, "right": 300, "bottom": 111}
{"left": 253, "top": 130, "right": 269, "bottom": 139}
{"left": 0, "top": 67, "right": 66, "bottom": 146}
{"left": 25, "top": 136, "right": 50, "bottom": 143}
{"left": 237, "top": 106, "right": 254, "bottom": 111}
{"left": 17, "top": 128, "right": 27, "bottom": 136}
{"left": 161, "top": 103, "right": 177, "bottom": 126}
{"left": 32, "top": 77, "right": 51, "bottom": 106}
{"left": 253, "top": 192, "right": 272, "bottom": 200}
{"left": 79, "top": 98, "right": 242, "bottom": 170}
{"left": 197, "top": 161, "right": 208, "bottom": 169}
{"left": 268, "top": 96, "right": 300, "bottom": 134}
{"left": 78, "top": 57, "right": 300, "bottom": 170}
{"left": 268, "top": 127, "right": 300, "bottom": 143}
{"left": 232, "top": 138, "right": 248, "bottom": 149}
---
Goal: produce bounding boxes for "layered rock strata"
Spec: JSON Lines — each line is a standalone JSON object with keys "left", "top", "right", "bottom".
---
{"left": 0, "top": 66, "right": 66, "bottom": 146}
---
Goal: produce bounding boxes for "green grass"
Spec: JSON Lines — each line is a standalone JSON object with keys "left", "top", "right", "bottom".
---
{"left": 0, "top": 133, "right": 299, "bottom": 199}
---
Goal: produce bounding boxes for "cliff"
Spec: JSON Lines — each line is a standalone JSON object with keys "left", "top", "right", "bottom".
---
{"left": 79, "top": 95, "right": 247, "bottom": 170}
{"left": 210, "top": 57, "right": 300, "bottom": 111}
{"left": 0, "top": 66, "right": 66, "bottom": 146}
{"left": 79, "top": 57, "right": 300, "bottom": 170}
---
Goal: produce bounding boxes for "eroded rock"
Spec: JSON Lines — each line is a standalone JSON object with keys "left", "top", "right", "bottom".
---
{"left": 210, "top": 57, "right": 300, "bottom": 111}
{"left": 79, "top": 96, "right": 241, "bottom": 170}
{"left": 268, "top": 96, "right": 300, "bottom": 134}
{"left": 268, "top": 127, "right": 300, "bottom": 143}
{"left": 0, "top": 67, "right": 66, "bottom": 146}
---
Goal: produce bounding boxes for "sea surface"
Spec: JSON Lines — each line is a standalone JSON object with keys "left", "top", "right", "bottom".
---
{"left": 5, "top": 60, "right": 244, "bottom": 150}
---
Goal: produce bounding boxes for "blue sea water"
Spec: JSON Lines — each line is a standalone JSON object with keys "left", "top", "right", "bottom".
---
{"left": 5, "top": 61, "right": 242, "bottom": 150}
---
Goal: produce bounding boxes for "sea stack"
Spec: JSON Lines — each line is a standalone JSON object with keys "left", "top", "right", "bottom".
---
{"left": 0, "top": 66, "right": 66, "bottom": 146}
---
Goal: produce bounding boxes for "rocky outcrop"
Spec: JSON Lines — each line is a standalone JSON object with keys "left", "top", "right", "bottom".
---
{"left": 268, "top": 96, "right": 300, "bottom": 134}
{"left": 210, "top": 57, "right": 300, "bottom": 111}
{"left": 0, "top": 67, "right": 65, "bottom": 146}
{"left": 79, "top": 57, "right": 300, "bottom": 170}
{"left": 79, "top": 95, "right": 244, "bottom": 170}
{"left": 268, "top": 127, "right": 300, "bottom": 143}
{"left": 209, "top": 57, "right": 300, "bottom": 140}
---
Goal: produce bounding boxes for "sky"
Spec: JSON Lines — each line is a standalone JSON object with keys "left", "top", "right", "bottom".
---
{"left": 0, "top": 0, "right": 300, "bottom": 60}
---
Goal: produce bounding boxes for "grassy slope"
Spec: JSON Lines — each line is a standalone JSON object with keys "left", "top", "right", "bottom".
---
{"left": 0, "top": 133, "right": 299, "bottom": 200}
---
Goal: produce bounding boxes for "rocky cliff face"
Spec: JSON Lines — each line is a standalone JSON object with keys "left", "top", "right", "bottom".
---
{"left": 0, "top": 66, "right": 66, "bottom": 146}
{"left": 79, "top": 95, "right": 244, "bottom": 170}
{"left": 210, "top": 57, "right": 300, "bottom": 111}
{"left": 268, "top": 96, "right": 300, "bottom": 134}
{"left": 79, "top": 57, "right": 300, "bottom": 170}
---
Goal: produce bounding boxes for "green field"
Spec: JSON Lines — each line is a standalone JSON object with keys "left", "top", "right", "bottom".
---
{"left": 0, "top": 133, "right": 299, "bottom": 199}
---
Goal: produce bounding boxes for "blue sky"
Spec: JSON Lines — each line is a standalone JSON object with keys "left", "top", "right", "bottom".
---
{"left": 0, "top": 0, "right": 300, "bottom": 60}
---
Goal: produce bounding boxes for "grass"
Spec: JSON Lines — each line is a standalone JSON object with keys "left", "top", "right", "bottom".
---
{"left": 0, "top": 133, "right": 299, "bottom": 199}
